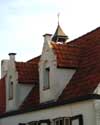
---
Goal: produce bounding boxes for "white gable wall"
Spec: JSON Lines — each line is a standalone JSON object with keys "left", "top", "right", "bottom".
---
{"left": 17, "top": 84, "right": 34, "bottom": 107}
{"left": 2, "top": 55, "right": 33, "bottom": 111}
{"left": 1, "top": 60, "right": 9, "bottom": 78}
{"left": 39, "top": 37, "right": 75, "bottom": 103}
{"left": 5, "top": 60, "right": 18, "bottom": 111}
{"left": 0, "top": 100, "right": 96, "bottom": 125}
{"left": 5, "top": 63, "right": 34, "bottom": 111}
{"left": 53, "top": 68, "right": 75, "bottom": 99}
{"left": 39, "top": 40, "right": 57, "bottom": 102}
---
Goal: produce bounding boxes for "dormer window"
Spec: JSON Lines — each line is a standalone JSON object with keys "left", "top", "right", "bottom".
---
{"left": 43, "top": 67, "right": 50, "bottom": 90}
{"left": 8, "top": 76, "right": 13, "bottom": 100}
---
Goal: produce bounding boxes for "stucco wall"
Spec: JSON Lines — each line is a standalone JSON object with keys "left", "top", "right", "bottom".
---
{"left": 6, "top": 60, "right": 18, "bottom": 111}
{"left": 94, "top": 99, "right": 100, "bottom": 125}
{"left": 0, "top": 100, "right": 96, "bottom": 125}
{"left": 17, "top": 84, "right": 34, "bottom": 106}
{"left": 1, "top": 60, "right": 9, "bottom": 78}
{"left": 39, "top": 41, "right": 75, "bottom": 103}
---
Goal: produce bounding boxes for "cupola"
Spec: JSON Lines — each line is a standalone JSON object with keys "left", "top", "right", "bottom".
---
{"left": 52, "top": 24, "right": 68, "bottom": 43}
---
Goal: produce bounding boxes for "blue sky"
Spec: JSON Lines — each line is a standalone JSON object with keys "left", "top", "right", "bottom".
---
{"left": 0, "top": 0, "right": 100, "bottom": 61}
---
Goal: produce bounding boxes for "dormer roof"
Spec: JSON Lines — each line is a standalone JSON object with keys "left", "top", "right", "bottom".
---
{"left": 15, "top": 56, "right": 40, "bottom": 84}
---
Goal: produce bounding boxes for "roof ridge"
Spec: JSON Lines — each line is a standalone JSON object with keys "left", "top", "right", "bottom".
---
{"left": 68, "top": 27, "right": 100, "bottom": 45}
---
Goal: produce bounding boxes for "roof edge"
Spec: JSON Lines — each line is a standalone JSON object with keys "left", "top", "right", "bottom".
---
{"left": 0, "top": 94, "right": 100, "bottom": 118}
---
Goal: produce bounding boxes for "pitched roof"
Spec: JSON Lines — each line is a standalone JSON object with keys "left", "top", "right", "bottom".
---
{"left": 1, "top": 26, "right": 100, "bottom": 115}
{"left": 68, "top": 27, "right": 100, "bottom": 48}
{"left": 20, "top": 85, "right": 40, "bottom": 110}
{"left": 58, "top": 27, "right": 100, "bottom": 101}
{"left": 0, "top": 77, "right": 6, "bottom": 113}
{"left": 51, "top": 42, "right": 81, "bottom": 68}
{"left": 15, "top": 57, "right": 40, "bottom": 110}
{"left": 27, "top": 56, "right": 40, "bottom": 64}
{"left": 16, "top": 27, "right": 100, "bottom": 110}
{"left": 53, "top": 24, "right": 67, "bottom": 36}
{"left": 16, "top": 56, "right": 40, "bottom": 84}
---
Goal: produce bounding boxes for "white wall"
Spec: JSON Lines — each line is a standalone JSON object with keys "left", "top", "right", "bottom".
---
{"left": 5, "top": 60, "right": 18, "bottom": 111}
{"left": 39, "top": 40, "right": 75, "bottom": 103}
{"left": 1, "top": 60, "right": 9, "bottom": 78}
{"left": 0, "top": 100, "right": 96, "bottom": 125}
{"left": 94, "top": 99, "right": 100, "bottom": 125}
{"left": 94, "top": 83, "right": 100, "bottom": 125}
{"left": 17, "top": 84, "right": 34, "bottom": 106}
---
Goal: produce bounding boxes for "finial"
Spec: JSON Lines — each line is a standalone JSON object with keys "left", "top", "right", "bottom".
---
{"left": 57, "top": 13, "right": 60, "bottom": 25}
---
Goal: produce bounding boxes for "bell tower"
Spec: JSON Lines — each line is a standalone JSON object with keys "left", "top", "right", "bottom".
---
{"left": 52, "top": 14, "right": 68, "bottom": 43}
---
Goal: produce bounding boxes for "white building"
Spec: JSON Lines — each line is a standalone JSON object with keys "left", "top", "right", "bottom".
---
{"left": 0, "top": 24, "right": 100, "bottom": 125}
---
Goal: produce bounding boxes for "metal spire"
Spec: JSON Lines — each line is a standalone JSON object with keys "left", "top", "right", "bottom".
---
{"left": 57, "top": 13, "right": 60, "bottom": 25}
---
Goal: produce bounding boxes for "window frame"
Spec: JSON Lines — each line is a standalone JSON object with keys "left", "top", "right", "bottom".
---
{"left": 53, "top": 117, "right": 70, "bottom": 125}
{"left": 38, "top": 119, "right": 51, "bottom": 125}
{"left": 27, "top": 121, "right": 38, "bottom": 125}
{"left": 70, "top": 114, "right": 83, "bottom": 125}
{"left": 43, "top": 67, "right": 50, "bottom": 90}
{"left": 8, "top": 76, "right": 13, "bottom": 100}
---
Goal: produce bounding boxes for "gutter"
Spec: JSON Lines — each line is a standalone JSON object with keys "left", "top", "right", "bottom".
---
{"left": 0, "top": 94, "right": 100, "bottom": 118}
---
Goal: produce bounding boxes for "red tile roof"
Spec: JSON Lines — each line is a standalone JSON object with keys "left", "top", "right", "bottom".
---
{"left": 15, "top": 57, "right": 40, "bottom": 110}
{"left": 27, "top": 56, "right": 40, "bottom": 64}
{"left": 51, "top": 42, "right": 81, "bottom": 68}
{"left": 1, "top": 27, "right": 100, "bottom": 113}
{"left": 0, "top": 77, "right": 6, "bottom": 113}
{"left": 58, "top": 27, "right": 100, "bottom": 101}
{"left": 17, "top": 27, "right": 100, "bottom": 110}
{"left": 16, "top": 56, "right": 40, "bottom": 84}
{"left": 68, "top": 27, "right": 100, "bottom": 48}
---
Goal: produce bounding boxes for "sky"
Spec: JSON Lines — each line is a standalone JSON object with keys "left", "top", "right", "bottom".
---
{"left": 0, "top": 0, "right": 100, "bottom": 62}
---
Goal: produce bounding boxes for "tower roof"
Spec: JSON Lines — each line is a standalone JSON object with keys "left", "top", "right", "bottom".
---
{"left": 52, "top": 24, "right": 68, "bottom": 43}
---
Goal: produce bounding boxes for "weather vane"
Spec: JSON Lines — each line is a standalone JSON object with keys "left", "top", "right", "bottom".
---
{"left": 57, "top": 13, "right": 60, "bottom": 25}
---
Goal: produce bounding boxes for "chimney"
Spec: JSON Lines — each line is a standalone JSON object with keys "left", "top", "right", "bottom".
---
{"left": 43, "top": 33, "right": 52, "bottom": 43}
{"left": 8, "top": 53, "right": 16, "bottom": 62}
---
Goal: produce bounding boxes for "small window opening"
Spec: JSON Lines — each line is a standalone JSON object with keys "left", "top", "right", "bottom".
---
{"left": 9, "top": 81, "right": 13, "bottom": 100}
{"left": 43, "top": 67, "right": 50, "bottom": 90}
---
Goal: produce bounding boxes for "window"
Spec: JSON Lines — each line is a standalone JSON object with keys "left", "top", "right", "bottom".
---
{"left": 19, "top": 123, "right": 25, "bottom": 125}
{"left": 71, "top": 115, "right": 83, "bottom": 125}
{"left": 19, "top": 122, "right": 38, "bottom": 125}
{"left": 54, "top": 117, "right": 70, "bottom": 125}
{"left": 43, "top": 67, "right": 50, "bottom": 90}
{"left": 8, "top": 76, "right": 13, "bottom": 100}
{"left": 39, "top": 119, "right": 51, "bottom": 125}
{"left": 27, "top": 121, "right": 38, "bottom": 125}
{"left": 64, "top": 118, "right": 70, "bottom": 125}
